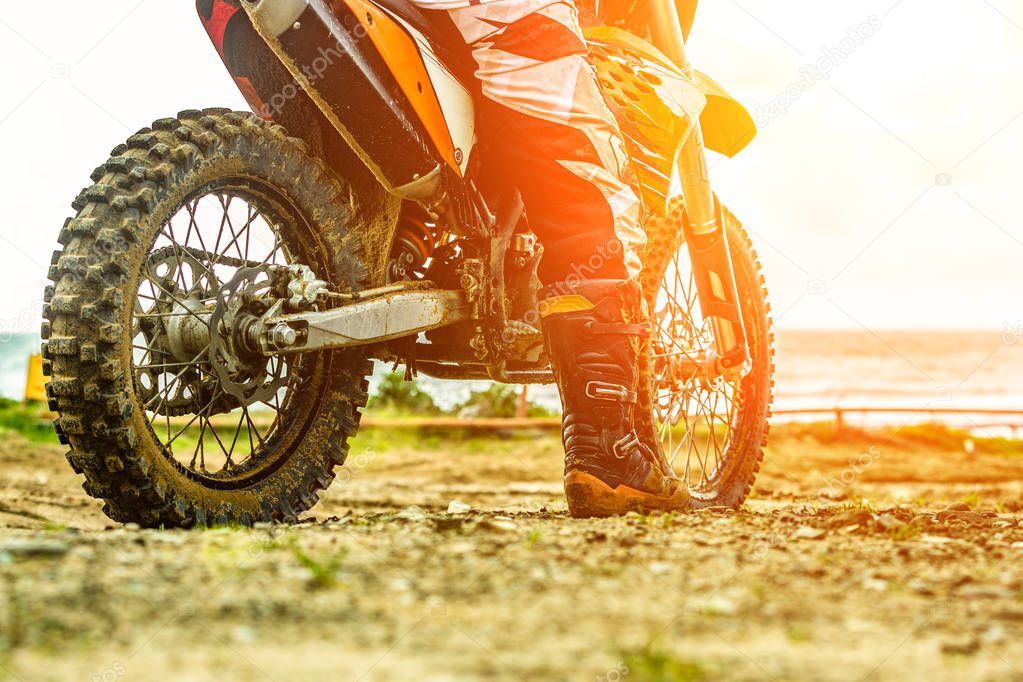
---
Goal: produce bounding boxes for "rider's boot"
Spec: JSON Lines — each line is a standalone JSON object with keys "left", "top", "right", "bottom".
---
{"left": 540, "top": 279, "right": 690, "bottom": 518}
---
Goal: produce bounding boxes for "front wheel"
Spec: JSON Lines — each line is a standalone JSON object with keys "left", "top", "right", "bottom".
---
{"left": 638, "top": 197, "right": 774, "bottom": 508}
{"left": 43, "top": 109, "right": 377, "bottom": 527}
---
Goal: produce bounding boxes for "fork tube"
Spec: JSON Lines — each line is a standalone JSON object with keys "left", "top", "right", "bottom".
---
{"left": 647, "top": 0, "right": 751, "bottom": 377}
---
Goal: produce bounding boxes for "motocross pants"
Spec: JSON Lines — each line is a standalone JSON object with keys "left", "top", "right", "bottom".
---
{"left": 413, "top": 0, "right": 646, "bottom": 284}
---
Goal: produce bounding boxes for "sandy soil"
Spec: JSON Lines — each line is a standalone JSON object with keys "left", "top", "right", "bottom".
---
{"left": 0, "top": 424, "right": 1022, "bottom": 681}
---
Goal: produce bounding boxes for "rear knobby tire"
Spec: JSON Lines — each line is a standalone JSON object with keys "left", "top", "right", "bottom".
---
{"left": 43, "top": 109, "right": 375, "bottom": 527}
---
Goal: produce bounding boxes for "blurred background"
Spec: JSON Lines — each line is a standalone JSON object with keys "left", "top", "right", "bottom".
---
{"left": 1, "top": 0, "right": 1021, "bottom": 426}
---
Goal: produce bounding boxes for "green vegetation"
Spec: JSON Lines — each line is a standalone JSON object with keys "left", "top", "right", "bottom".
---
{"left": 292, "top": 546, "right": 348, "bottom": 590}
{"left": 0, "top": 399, "right": 58, "bottom": 443}
{"left": 786, "top": 624, "right": 811, "bottom": 643}
{"left": 960, "top": 492, "right": 980, "bottom": 509}
{"left": 369, "top": 373, "right": 554, "bottom": 418}
{"left": 620, "top": 640, "right": 711, "bottom": 682}
{"left": 367, "top": 372, "right": 442, "bottom": 415}
{"left": 457, "top": 384, "right": 520, "bottom": 418}
{"left": 889, "top": 521, "right": 922, "bottom": 542}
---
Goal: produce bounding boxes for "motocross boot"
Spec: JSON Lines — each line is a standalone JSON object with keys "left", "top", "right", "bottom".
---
{"left": 540, "top": 279, "right": 691, "bottom": 518}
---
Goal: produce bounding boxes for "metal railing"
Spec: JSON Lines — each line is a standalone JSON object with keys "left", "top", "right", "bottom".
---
{"left": 358, "top": 407, "right": 1023, "bottom": 435}
{"left": 771, "top": 406, "right": 1023, "bottom": 436}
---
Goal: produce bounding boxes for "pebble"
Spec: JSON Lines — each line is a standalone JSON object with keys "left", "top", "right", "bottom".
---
{"left": 921, "top": 535, "right": 961, "bottom": 545}
{"left": 792, "top": 527, "right": 827, "bottom": 540}
{"left": 231, "top": 626, "right": 259, "bottom": 644}
{"left": 687, "top": 596, "right": 738, "bottom": 617}
{"left": 863, "top": 577, "right": 888, "bottom": 592}
{"left": 477, "top": 519, "right": 517, "bottom": 533}
{"left": 396, "top": 505, "right": 428, "bottom": 522}
{"left": 958, "top": 585, "right": 1014, "bottom": 599}
{"left": 874, "top": 514, "right": 903, "bottom": 531}
{"left": 938, "top": 510, "right": 988, "bottom": 526}
{"left": 827, "top": 509, "right": 873, "bottom": 530}
{"left": 447, "top": 500, "right": 472, "bottom": 515}
{"left": 981, "top": 623, "right": 1007, "bottom": 644}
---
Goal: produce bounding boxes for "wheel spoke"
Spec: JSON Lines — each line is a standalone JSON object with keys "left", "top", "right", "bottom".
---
{"left": 131, "top": 189, "right": 298, "bottom": 479}
{"left": 645, "top": 211, "right": 745, "bottom": 497}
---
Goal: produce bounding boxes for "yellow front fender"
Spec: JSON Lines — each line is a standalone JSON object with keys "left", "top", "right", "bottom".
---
{"left": 693, "top": 70, "right": 757, "bottom": 158}
{"left": 583, "top": 27, "right": 757, "bottom": 159}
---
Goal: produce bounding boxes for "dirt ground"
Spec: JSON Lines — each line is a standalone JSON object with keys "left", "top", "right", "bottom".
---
{"left": 0, "top": 423, "right": 1022, "bottom": 681}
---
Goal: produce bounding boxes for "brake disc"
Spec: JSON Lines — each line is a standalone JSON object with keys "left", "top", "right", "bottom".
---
{"left": 208, "top": 268, "right": 288, "bottom": 405}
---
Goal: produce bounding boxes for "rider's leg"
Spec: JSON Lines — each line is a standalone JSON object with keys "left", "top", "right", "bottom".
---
{"left": 443, "top": 0, "right": 644, "bottom": 284}
{"left": 431, "top": 0, "right": 689, "bottom": 516}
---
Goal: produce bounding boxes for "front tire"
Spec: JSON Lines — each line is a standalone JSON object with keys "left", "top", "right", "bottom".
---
{"left": 638, "top": 197, "right": 774, "bottom": 509}
{"left": 43, "top": 109, "right": 375, "bottom": 527}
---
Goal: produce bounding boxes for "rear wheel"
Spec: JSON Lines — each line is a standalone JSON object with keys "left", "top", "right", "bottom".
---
{"left": 43, "top": 109, "right": 375, "bottom": 527}
{"left": 638, "top": 198, "right": 774, "bottom": 508}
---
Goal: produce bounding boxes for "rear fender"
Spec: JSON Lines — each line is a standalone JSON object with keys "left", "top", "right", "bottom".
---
{"left": 197, "top": 0, "right": 403, "bottom": 286}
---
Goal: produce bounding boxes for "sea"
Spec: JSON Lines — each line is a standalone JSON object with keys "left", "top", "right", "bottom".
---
{"left": 5, "top": 330, "right": 1021, "bottom": 432}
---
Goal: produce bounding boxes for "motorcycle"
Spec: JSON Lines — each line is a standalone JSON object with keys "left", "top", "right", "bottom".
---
{"left": 41, "top": 0, "right": 773, "bottom": 526}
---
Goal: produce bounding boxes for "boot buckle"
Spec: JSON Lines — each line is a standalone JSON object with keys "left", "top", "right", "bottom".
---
{"left": 585, "top": 381, "right": 636, "bottom": 403}
{"left": 612, "top": 433, "right": 641, "bottom": 459}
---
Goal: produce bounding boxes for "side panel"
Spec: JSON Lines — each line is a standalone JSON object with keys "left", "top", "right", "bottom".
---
{"left": 384, "top": 12, "right": 476, "bottom": 176}
{"left": 243, "top": 0, "right": 461, "bottom": 201}
{"left": 341, "top": 0, "right": 460, "bottom": 175}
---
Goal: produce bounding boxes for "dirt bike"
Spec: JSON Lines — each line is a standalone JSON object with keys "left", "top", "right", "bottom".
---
{"left": 41, "top": 0, "right": 773, "bottom": 527}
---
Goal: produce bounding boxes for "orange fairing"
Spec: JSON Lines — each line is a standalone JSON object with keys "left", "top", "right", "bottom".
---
{"left": 336, "top": 0, "right": 460, "bottom": 174}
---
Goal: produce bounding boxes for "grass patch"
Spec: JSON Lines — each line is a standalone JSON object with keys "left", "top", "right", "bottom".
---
{"left": 0, "top": 400, "right": 57, "bottom": 443}
{"left": 786, "top": 624, "right": 811, "bottom": 643}
{"left": 292, "top": 547, "right": 347, "bottom": 590}
{"left": 889, "top": 520, "right": 922, "bottom": 542}
{"left": 620, "top": 641, "right": 711, "bottom": 682}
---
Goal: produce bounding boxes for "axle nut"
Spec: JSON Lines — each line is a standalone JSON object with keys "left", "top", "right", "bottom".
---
{"left": 270, "top": 323, "right": 298, "bottom": 349}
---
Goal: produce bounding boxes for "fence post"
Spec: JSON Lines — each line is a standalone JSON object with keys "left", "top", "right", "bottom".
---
{"left": 834, "top": 408, "right": 845, "bottom": 435}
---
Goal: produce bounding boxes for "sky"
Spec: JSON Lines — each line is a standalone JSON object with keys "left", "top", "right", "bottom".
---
{"left": 0, "top": 0, "right": 1021, "bottom": 334}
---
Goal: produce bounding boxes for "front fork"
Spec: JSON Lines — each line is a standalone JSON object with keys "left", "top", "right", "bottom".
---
{"left": 647, "top": 1, "right": 751, "bottom": 378}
